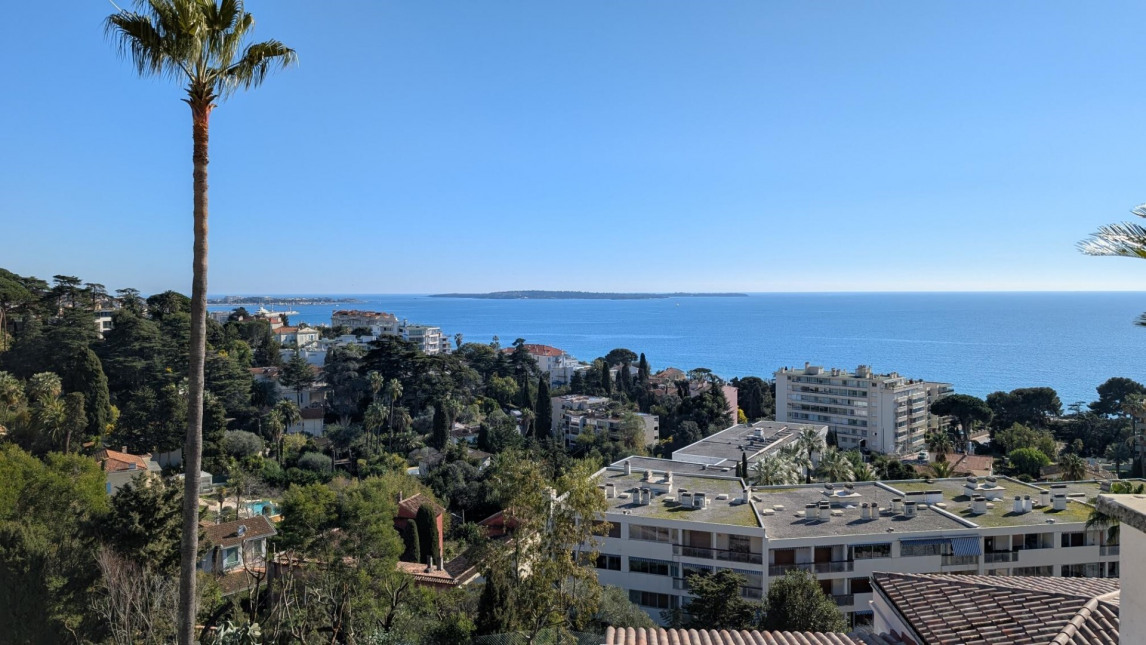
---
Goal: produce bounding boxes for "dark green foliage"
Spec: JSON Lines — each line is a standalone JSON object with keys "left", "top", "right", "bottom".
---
{"left": 430, "top": 402, "right": 449, "bottom": 450}
{"left": 403, "top": 523, "right": 421, "bottom": 564}
{"left": 221, "top": 430, "right": 264, "bottom": 458}
{"left": 97, "top": 474, "right": 183, "bottom": 572}
{"left": 279, "top": 351, "right": 314, "bottom": 406}
{"left": 204, "top": 350, "right": 252, "bottom": 415}
{"left": 475, "top": 566, "right": 516, "bottom": 635}
{"left": 570, "top": 370, "right": 585, "bottom": 394}
{"left": 297, "top": 451, "right": 332, "bottom": 472}
{"left": 986, "top": 388, "right": 1062, "bottom": 430}
{"left": 677, "top": 570, "right": 756, "bottom": 630}
{"left": 732, "top": 376, "right": 774, "bottom": 421}
{"left": 110, "top": 384, "right": 187, "bottom": 454}
{"left": 1091, "top": 377, "right": 1146, "bottom": 417}
{"left": 761, "top": 570, "right": 847, "bottom": 633}
{"left": 1008, "top": 447, "right": 1052, "bottom": 478}
{"left": 145, "top": 290, "right": 191, "bottom": 320}
{"left": 535, "top": 375, "right": 552, "bottom": 441}
{"left": 931, "top": 393, "right": 993, "bottom": 441}
{"left": 61, "top": 347, "right": 111, "bottom": 437}
{"left": 416, "top": 504, "right": 440, "bottom": 565}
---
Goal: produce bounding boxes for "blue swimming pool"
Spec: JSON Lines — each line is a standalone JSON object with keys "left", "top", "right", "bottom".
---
{"left": 244, "top": 500, "right": 278, "bottom": 517}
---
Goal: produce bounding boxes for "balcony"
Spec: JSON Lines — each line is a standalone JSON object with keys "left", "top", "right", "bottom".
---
{"left": 941, "top": 555, "right": 979, "bottom": 566}
{"left": 675, "top": 545, "right": 715, "bottom": 559}
{"left": 1101, "top": 545, "right": 1120, "bottom": 557}
{"left": 676, "top": 545, "right": 763, "bottom": 564}
{"left": 769, "top": 563, "right": 814, "bottom": 576}
{"left": 813, "top": 561, "right": 855, "bottom": 574}
{"left": 832, "top": 594, "right": 854, "bottom": 606}
{"left": 984, "top": 552, "right": 1018, "bottom": 563}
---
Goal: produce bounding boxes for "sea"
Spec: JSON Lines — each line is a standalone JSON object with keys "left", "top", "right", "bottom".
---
{"left": 209, "top": 292, "right": 1146, "bottom": 405}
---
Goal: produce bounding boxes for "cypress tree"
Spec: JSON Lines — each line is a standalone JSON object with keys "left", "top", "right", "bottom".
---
{"left": 430, "top": 402, "right": 449, "bottom": 450}
{"left": 404, "top": 523, "right": 421, "bottom": 564}
{"left": 570, "top": 370, "right": 584, "bottom": 394}
{"left": 600, "top": 364, "right": 612, "bottom": 395}
{"left": 416, "top": 504, "right": 440, "bottom": 565}
{"left": 476, "top": 566, "right": 516, "bottom": 635}
{"left": 637, "top": 353, "right": 650, "bottom": 385}
{"left": 741, "top": 453, "right": 749, "bottom": 480}
{"left": 535, "top": 376, "right": 552, "bottom": 442}
{"left": 62, "top": 346, "right": 111, "bottom": 438}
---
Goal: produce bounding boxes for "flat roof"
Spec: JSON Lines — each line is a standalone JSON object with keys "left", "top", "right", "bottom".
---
{"left": 598, "top": 467, "right": 758, "bottom": 528}
{"left": 671, "top": 420, "right": 827, "bottom": 467}
{"left": 611, "top": 456, "right": 723, "bottom": 476}
{"left": 885, "top": 478, "right": 1093, "bottom": 528}
{"left": 751, "top": 481, "right": 972, "bottom": 540}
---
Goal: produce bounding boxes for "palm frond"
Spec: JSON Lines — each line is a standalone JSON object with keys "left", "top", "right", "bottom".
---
{"left": 221, "top": 39, "right": 297, "bottom": 95}
{"left": 105, "top": 11, "right": 184, "bottom": 81}
{"left": 1079, "top": 204, "right": 1146, "bottom": 258}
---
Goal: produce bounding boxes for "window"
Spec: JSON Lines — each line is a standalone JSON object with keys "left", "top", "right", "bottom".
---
{"left": 630, "top": 524, "right": 673, "bottom": 543}
{"left": 849, "top": 577, "right": 873, "bottom": 594}
{"left": 1013, "top": 566, "right": 1053, "bottom": 577}
{"left": 630, "top": 557, "right": 677, "bottom": 577}
{"left": 222, "top": 547, "right": 240, "bottom": 569}
{"left": 1061, "top": 532, "right": 1086, "bottom": 548}
{"left": 850, "top": 543, "right": 891, "bottom": 560}
{"left": 628, "top": 590, "right": 678, "bottom": 610}
{"left": 595, "top": 521, "right": 621, "bottom": 538}
{"left": 728, "top": 535, "right": 751, "bottom": 553}
{"left": 596, "top": 554, "right": 620, "bottom": 571}
{"left": 900, "top": 541, "right": 947, "bottom": 558}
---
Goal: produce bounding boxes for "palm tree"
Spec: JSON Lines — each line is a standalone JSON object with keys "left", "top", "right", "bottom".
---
{"left": 385, "top": 378, "right": 403, "bottom": 449}
{"left": 752, "top": 457, "right": 800, "bottom": 486}
{"left": 105, "top": 3, "right": 295, "bottom": 640}
{"left": 929, "top": 460, "right": 955, "bottom": 478}
{"left": 816, "top": 448, "right": 855, "bottom": 483}
{"left": 780, "top": 442, "right": 813, "bottom": 484}
{"left": 1080, "top": 203, "right": 1146, "bottom": 325}
{"left": 367, "top": 370, "right": 385, "bottom": 403}
{"left": 364, "top": 400, "right": 387, "bottom": 452}
{"left": 1058, "top": 453, "right": 1087, "bottom": 481}
{"left": 925, "top": 430, "right": 954, "bottom": 462}
{"left": 0, "top": 372, "right": 24, "bottom": 413}
{"left": 272, "top": 399, "right": 301, "bottom": 460}
{"left": 797, "top": 427, "right": 824, "bottom": 461}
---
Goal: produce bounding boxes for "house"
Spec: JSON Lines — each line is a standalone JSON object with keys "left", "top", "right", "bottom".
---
{"left": 199, "top": 515, "right": 277, "bottom": 594}
{"left": 96, "top": 447, "right": 162, "bottom": 495}
{"left": 502, "top": 343, "right": 586, "bottom": 386}
{"left": 870, "top": 572, "right": 1119, "bottom": 644}
{"left": 288, "top": 406, "right": 325, "bottom": 436}
{"left": 395, "top": 552, "right": 481, "bottom": 590}
{"left": 395, "top": 493, "right": 445, "bottom": 565}
{"left": 604, "top": 627, "right": 900, "bottom": 645}
{"left": 274, "top": 326, "right": 320, "bottom": 348}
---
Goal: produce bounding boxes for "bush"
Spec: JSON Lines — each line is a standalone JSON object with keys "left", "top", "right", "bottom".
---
{"left": 1008, "top": 447, "right": 1051, "bottom": 478}
{"left": 297, "top": 451, "right": 332, "bottom": 472}
{"left": 221, "top": 430, "right": 264, "bottom": 458}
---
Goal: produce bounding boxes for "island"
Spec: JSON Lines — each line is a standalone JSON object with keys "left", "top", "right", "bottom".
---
{"left": 429, "top": 290, "right": 748, "bottom": 300}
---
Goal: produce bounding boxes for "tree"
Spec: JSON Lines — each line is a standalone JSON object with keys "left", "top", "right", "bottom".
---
{"left": 416, "top": 504, "right": 441, "bottom": 566}
{"left": 815, "top": 448, "right": 855, "bottom": 483}
{"left": 1079, "top": 203, "right": 1146, "bottom": 326}
{"left": 676, "top": 570, "right": 755, "bottom": 630}
{"left": 1059, "top": 453, "right": 1087, "bottom": 481}
{"left": 995, "top": 423, "right": 1057, "bottom": 459}
{"left": 1091, "top": 377, "right": 1146, "bottom": 417}
{"left": 761, "top": 569, "right": 847, "bottom": 633}
{"left": 987, "top": 388, "right": 1062, "bottom": 430}
{"left": 430, "top": 402, "right": 450, "bottom": 450}
{"left": 925, "top": 430, "right": 954, "bottom": 461}
{"left": 271, "top": 399, "right": 301, "bottom": 461}
{"left": 221, "top": 430, "right": 264, "bottom": 459}
{"left": 930, "top": 394, "right": 992, "bottom": 443}
{"left": 1008, "top": 447, "right": 1051, "bottom": 478}
{"left": 97, "top": 474, "right": 184, "bottom": 572}
{"left": 535, "top": 375, "right": 552, "bottom": 441}
{"left": 105, "top": 4, "right": 297, "bottom": 641}
{"left": 752, "top": 456, "right": 800, "bottom": 486}
{"left": 475, "top": 565, "right": 516, "bottom": 635}
{"left": 593, "top": 585, "right": 656, "bottom": 630}
{"left": 733, "top": 376, "right": 772, "bottom": 421}
{"left": 1107, "top": 440, "right": 1133, "bottom": 477}
{"left": 279, "top": 352, "right": 314, "bottom": 408}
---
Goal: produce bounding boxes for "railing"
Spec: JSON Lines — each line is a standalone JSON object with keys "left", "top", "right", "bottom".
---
{"left": 941, "top": 555, "right": 979, "bottom": 566}
{"left": 676, "top": 545, "right": 715, "bottom": 559}
{"left": 716, "top": 549, "right": 764, "bottom": 565}
{"left": 984, "top": 551, "right": 1018, "bottom": 563}
{"left": 832, "top": 594, "right": 854, "bottom": 606}
{"left": 769, "top": 563, "right": 814, "bottom": 576}
{"left": 813, "top": 561, "right": 855, "bottom": 574}
{"left": 1101, "top": 545, "right": 1120, "bottom": 557}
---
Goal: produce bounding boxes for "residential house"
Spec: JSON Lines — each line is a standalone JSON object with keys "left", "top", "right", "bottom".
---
{"left": 97, "top": 447, "right": 162, "bottom": 495}
{"left": 200, "top": 515, "right": 277, "bottom": 595}
{"left": 604, "top": 627, "right": 900, "bottom": 645}
{"left": 331, "top": 309, "right": 398, "bottom": 330}
{"left": 503, "top": 344, "right": 586, "bottom": 386}
{"left": 551, "top": 394, "right": 659, "bottom": 448}
{"left": 395, "top": 493, "right": 446, "bottom": 566}
{"left": 289, "top": 406, "right": 325, "bottom": 436}
{"left": 274, "top": 325, "right": 320, "bottom": 349}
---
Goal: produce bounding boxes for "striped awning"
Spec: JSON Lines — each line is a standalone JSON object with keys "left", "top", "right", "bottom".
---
{"left": 951, "top": 537, "right": 982, "bottom": 556}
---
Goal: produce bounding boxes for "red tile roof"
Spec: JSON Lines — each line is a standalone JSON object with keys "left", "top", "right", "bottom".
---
{"left": 604, "top": 627, "right": 896, "bottom": 645}
{"left": 275, "top": 326, "right": 299, "bottom": 335}
{"left": 397, "top": 493, "right": 445, "bottom": 519}
{"left": 872, "top": 572, "right": 1119, "bottom": 645}
{"left": 96, "top": 448, "right": 151, "bottom": 473}
{"left": 202, "top": 515, "right": 277, "bottom": 549}
{"left": 332, "top": 310, "right": 397, "bottom": 321}
{"left": 395, "top": 551, "right": 479, "bottom": 587}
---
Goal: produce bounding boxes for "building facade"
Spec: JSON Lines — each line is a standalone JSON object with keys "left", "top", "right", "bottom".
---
{"left": 331, "top": 309, "right": 398, "bottom": 330}
{"left": 551, "top": 395, "right": 659, "bottom": 448}
{"left": 775, "top": 363, "right": 953, "bottom": 454}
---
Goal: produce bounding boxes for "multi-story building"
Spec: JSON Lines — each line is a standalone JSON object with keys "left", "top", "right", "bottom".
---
{"left": 774, "top": 363, "right": 953, "bottom": 454}
{"left": 402, "top": 324, "right": 444, "bottom": 355}
{"left": 506, "top": 344, "right": 587, "bottom": 386}
{"left": 551, "top": 395, "right": 659, "bottom": 448}
{"left": 331, "top": 309, "right": 398, "bottom": 330}
{"left": 592, "top": 456, "right": 1121, "bottom": 626}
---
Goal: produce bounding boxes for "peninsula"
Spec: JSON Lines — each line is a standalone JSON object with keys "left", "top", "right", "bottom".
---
{"left": 429, "top": 290, "right": 748, "bottom": 300}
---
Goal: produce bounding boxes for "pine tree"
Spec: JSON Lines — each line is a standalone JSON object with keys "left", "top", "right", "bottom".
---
{"left": 475, "top": 566, "right": 516, "bottom": 635}
{"left": 61, "top": 346, "right": 111, "bottom": 437}
{"left": 535, "top": 376, "right": 552, "bottom": 442}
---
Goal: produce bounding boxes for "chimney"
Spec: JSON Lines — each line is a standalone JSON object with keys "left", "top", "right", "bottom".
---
{"left": 903, "top": 501, "right": 917, "bottom": 518}
{"left": 1023, "top": 495, "right": 1032, "bottom": 512}
{"left": 861, "top": 503, "right": 871, "bottom": 520}
{"left": 624, "top": 461, "right": 632, "bottom": 476}
{"left": 605, "top": 483, "right": 615, "bottom": 499}
{"left": 426, "top": 556, "right": 434, "bottom": 573}
{"left": 666, "top": 471, "right": 673, "bottom": 484}
{"left": 742, "top": 488, "right": 750, "bottom": 504}
{"left": 871, "top": 502, "right": 880, "bottom": 516}
{"left": 1039, "top": 490, "right": 1051, "bottom": 507}
{"left": 1013, "top": 496, "right": 1024, "bottom": 514}
{"left": 1053, "top": 494, "right": 1067, "bottom": 511}
{"left": 819, "top": 501, "right": 831, "bottom": 522}
{"left": 971, "top": 496, "right": 987, "bottom": 514}
{"left": 806, "top": 503, "right": 819, "bottom": 520}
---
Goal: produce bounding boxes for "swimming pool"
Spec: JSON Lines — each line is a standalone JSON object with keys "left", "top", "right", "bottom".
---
{"left": 244, "top": 500, "right": 278, "bottom": 517}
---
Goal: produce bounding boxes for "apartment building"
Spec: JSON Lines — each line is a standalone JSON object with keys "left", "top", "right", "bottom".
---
{"left": 506, "top": 344, "right": 586, "bottom": 386}
{"left": 774, "top": 363, "right": 953, "bottom": 454}
{"left": 331, "top": 309, "right": 399, "bottom": 330}
{"left": 592, "top": 457, "right": 1121, "bottom": 626}
{"left": 402, "top": 324, "right": 444, "bottom": 355}
{"left": 551, "top": 395, "right": 659, "bottom": 448}
{"left": 670, "top": 420, "right": 828, "bottom": 469}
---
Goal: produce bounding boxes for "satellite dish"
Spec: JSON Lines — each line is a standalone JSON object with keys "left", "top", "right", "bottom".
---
{"left": 237, "top": 525, "right": 247, "bottom": 537}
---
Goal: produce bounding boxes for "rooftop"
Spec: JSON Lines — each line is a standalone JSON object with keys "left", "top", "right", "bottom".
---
{"left": 885, "top": 478, "right": 1095, "bottom": 528}
{"left": 202, "top": 515, "right": 276, "bottom": 548}
{"left": 598, "top": 467, "right": 757, "bottom": 527}
{"left": 96, "top": 448, "right": 155, "bottom": 473}
{"left": 751, "top": 481, "right": 972, "bottom": 540}
{"left": 604, "top": 626, "right": 900, "bottom": 645}
{"left": 611, "top": 455, "right": 725, "bottom": 476}
{"left": 671, "top": 420, "right": 826, "bottom": 467}
{"left": 873, "top": 572, "right": 1118, "bottom": 645}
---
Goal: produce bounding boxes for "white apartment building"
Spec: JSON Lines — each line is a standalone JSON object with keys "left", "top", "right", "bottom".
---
{"left": 671, "top": 420, "right": 828, "bottom": 470}
{"left": 551, "top": 395, "right": 659, "bottom": 448}
{"left": 509, "top": 344, "right": 586, "bottom": 387}
{"left": 592, "top": 458, "right": 1121, "bottom": 627}
{"left": 774, "top": 363, "right": 953, "bottom": 454}
{"left": 402, "top": 323, "right": 444, "bottom": 355}
{"left": 331, "top": 309, "right": 398, "bottom": 330}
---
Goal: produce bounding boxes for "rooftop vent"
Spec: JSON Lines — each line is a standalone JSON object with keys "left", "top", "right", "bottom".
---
{"left": 903, "top": 501, "right": 917, "bottom": 518}
{"left": 1053, "top": 494, "right": 1067, "bottom": 511}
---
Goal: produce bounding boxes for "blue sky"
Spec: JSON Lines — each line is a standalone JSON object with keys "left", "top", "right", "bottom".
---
{"left": 3, "top": 1, "right": 1146, "bottom": 294}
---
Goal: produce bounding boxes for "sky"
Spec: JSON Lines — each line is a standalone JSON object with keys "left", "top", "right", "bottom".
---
{"left": 3, "top": 2, "right": 1146, "bottom": 295}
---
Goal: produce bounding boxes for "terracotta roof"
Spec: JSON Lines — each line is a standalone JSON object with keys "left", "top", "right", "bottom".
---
{"left": 395, "top": 551, "right": 480, "bottom": 587}
{"left": 603, "top": 627, "right": 895, "bottom": 645}
{"left": 872, "top": 572, "right": 1120, "bottom": 645}
{"left": 951, "top": 453, "right": 995, "bottom": 476}
{"left": 275, "top": 326, "right": 299, "bottom": 335}
{"left": 202, "top": 515, "right": 276, "bottom": 549}
{"left": 332, "top": 309, "right": 396, "bottom": 319}
{"left": 250, "top": 367, "right": 280, "bottom": 377}
{"left": 501, "top": 343, "right": 563, "bottom": 357}
{"left": 97, "top": 448, "right": 152, "bottom": 473}
{"left": 397, "top": 493, "right": 445, "bottom": 519}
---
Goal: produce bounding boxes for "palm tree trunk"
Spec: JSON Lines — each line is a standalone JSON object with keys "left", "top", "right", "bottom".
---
{"left": 178, "top": 99, "right": 211, "bottom": 645}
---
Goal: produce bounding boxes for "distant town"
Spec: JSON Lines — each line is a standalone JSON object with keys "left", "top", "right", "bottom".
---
{"left": 429, "top": 290, "right": 750, "bottom": 299}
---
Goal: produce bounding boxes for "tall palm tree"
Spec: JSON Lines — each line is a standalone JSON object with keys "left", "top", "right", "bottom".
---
{"left": 780, "top": 442, "right": 813, "bottom": 484}
{"left": 106, "top": 4, "right": 296, "bottom": 639}
{"left": 367, "top": 370, "right": 385, "bottom": 404}
{"left": 385, "top": 378, "right": 403, "bottom": 449}
{"left": 364, "top": 400, "right": 387, "bottom": 452}
{"left": 1058, "top": 453, "right": 1087, "bottom": 481}
{"left": 797, "top": 427, "right": 824, "bottom": 461}
{"left": 272, "top": 399, "right": 301, "bottom": 460}
{"left": 925, "top": 430, "right": 954, "bottom": 461}
{"left": 752, "top": 456, "right": 800, "bottom": 486}
{"left": 1079, "top": 203, "right": 1146, "bottom": 326}
{"left": 816, "top": 447, "right": 856, "bottom": 483}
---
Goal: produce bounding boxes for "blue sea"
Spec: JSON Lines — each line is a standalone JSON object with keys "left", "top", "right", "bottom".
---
{"left": 210, "top": 292, "right": 1146, "bottom": 405}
